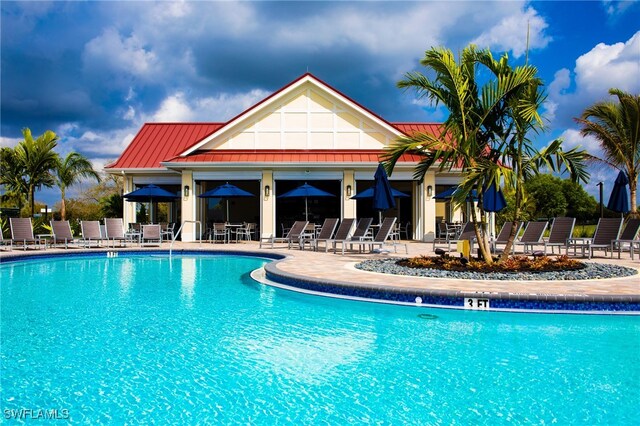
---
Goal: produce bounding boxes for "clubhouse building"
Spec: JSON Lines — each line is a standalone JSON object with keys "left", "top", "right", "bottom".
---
{"left": 106, "top": 73, "right": 465, "bottom": 242}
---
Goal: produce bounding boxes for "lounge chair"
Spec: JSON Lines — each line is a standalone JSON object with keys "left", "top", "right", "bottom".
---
{"left": 323, "top": 218, "right": 356, "bottom": 253}
{"left": 259, "top": 221, "right": 308, "bottom": 249}
{"left": 491, "top": 221, "right": 523, "bottom": 253}
{"left": 104, "top": 218, "right": 127, "bottom": 248}
{"left": 435, "top": 222, "right": 477, "bottom": 253}
{"left": 513, "top": 221, "right": 548, "bottom": 254}
{"left": 50, "top": 220, "right": 78, "bottom": 249}
{"left": 611, "top": 218, "right": 640, "bottom": 259}
{"left": 80, "top": 221, "right": 103, "bottom": 248}
{"left": 542, "top": 217, "right": 576, "bottom": 255}
{"left": 340, "top": 217, "right": 407, "bottom": 255}
{"left": 302, "top": 218, "right": 339, "bottom": 251}
{"left": 9, "top": 217, "right": 44, "bottom": 250}
{"left": 1, "top": 226, "right": 12, "bottom": 251}
{"left": 332, "top": 217, "right": 373, "bottom": 254}
{"left": 141, "top": 224, "right": 162, "bottom": 247}
{"left": 567, "top": 217, "right": 624, "bottom": 259}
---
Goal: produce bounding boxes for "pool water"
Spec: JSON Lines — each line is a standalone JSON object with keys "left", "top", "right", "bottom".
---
{"left": 1, "top": 254, "right": 638, "bottom": 424}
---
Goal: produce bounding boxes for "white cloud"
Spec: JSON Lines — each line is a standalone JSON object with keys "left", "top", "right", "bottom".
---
{"left": 547, "top": 31, "right": 640, "bottom": 131}
{"left": 471, "top": 7, "right": 551, "bottom": 57}
{"left": 602, "top": 0, "right": 635, "bottom": 16}
{"left": 147, "top": 89, "right": 270, "bottom": 123}
{"left": 0, "top": 136, "right": 22, "bottom": 148}
{"left": 83, "top": 27, "right": 158, "bottom": 78}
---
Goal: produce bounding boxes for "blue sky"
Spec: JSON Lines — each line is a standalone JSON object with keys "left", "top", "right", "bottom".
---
{"left": 1, "top": 1, "right": 639, "bottom": 205}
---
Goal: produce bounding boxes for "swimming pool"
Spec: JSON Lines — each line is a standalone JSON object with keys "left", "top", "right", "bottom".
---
{"left": 2, "top": 253, "right": 638, "bottom": 424}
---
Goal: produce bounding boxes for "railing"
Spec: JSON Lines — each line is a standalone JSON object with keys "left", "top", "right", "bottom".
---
{"left": 169, "top": 220, "right": 201, "bottom": 256}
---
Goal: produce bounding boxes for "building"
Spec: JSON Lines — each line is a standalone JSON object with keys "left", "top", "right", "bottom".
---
{"left": 106, "top": 73, "right": 465, "bottom": 241}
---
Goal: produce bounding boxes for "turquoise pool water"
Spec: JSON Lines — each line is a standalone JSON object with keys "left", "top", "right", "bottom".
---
{"left": 1, "top": 253, "right": 638, "bottom": 424}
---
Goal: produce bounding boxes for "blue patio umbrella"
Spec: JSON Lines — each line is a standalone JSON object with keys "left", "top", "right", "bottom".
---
{"left": 350, "top": 187, "right": 410, "bottom": 199}
{"left": 277, "top": 182, "right": 335, "bottom": 221}
{"left": 434, "top": 186, "right": 479, "bottom": 200}
{"left": 199, "top": 182, "right": 254, "bottom": 221}
{"left": 607, "top": 170, "right": 630, "bottom": 214}
{"left": 481, "top": 183, "right": 507, "bottom": 213}
{"left": 123, "top": 184, "right": 179, "bottom": 222}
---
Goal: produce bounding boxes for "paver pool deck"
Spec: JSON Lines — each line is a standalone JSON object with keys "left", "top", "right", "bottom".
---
{"left": 2, "top": 240, "right": 638, "bottom": 299}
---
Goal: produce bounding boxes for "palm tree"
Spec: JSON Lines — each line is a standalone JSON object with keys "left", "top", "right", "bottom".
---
{"left": 55, "top": 152, "right": 101, "bottom": 220}
{"left": 576, "top": 89, "right": 640, "bottom": 216}
{"left": 13, "top": 129, "right": 59, "bottom": 216}
{"left": 385, "top": 46, "right": 543, "bottom": 263}
{"left": 385, "top": 45, "right": 588, "bottom": 263}
{"left": 0, "top": 147, "right": 28, "bottom": 212}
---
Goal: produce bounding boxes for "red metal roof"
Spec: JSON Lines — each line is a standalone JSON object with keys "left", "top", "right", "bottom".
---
{"left": 106, "top": 123, "right": 224, "bottom": 169}
{"left": 106, "top": 121, "right": 441, "bottom": 169}
{"left": 163, "top": 149, "right": 423, "bottom": 165}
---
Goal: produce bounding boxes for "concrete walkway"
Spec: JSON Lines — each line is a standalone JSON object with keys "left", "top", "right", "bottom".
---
{"left": 2, "top": 240, "right": 639, "bottom": 298}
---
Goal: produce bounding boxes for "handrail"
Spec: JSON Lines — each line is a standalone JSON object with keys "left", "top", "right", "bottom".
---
{"left": 169, "top": 220, "right": 201, "bottom": 256}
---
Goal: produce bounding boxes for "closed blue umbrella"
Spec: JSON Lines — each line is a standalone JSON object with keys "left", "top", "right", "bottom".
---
{"left": 277, "top": 182, "right": 335, "bottom": 221}
{"left": 372, "top": 164, "right": 396, "bottom": 224}
{"left": 124, "top": 184, "right": 179, "bottom": 222}
{"left": 199, "top": 182, "right": 254, "bottom": 221}
{"left": 607, "top": 170, "right": 630, "bottom": 213}
{"left": 481, "top": 183, "right": 507, "bottom": 213}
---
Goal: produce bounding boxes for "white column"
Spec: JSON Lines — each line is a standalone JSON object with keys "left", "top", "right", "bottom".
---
{"left": 422, "top": 170, "right": 436, "bottom": 242}
{"left": 181, "top": 171, "right": 196, "bottom": 242}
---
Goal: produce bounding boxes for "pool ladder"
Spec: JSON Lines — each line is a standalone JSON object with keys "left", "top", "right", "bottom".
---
{"left": 169, "top": 220, "right": 202, "bottom": 256}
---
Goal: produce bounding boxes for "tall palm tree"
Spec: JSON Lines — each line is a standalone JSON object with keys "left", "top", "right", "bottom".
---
{"left": 13, "top": 129, "right": 59, "bottom": 216}
{"left": 385, "top": 46, "right": 543, "bottom": 263}
{"left": 55, "top": 152, "right": 101, "bottom": 220}
{"left": 385, "top": 45, "right": 588, "bottom": 263}
{"left": 576, "top": 89, "right": 640, "bottom": 216}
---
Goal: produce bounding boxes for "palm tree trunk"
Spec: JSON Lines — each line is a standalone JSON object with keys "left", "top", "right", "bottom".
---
{"left": 500, "top": 183, "right": 523, "bottom": 262}
{"left": 469, "top": 204, "right": 493, "bottom": 264}
{"left": 630, "top": 180, "right": 638, "bottom": 218}
{"left": 29, "top": 185, "right": 35, "bottom": 217}
{"left": 60, "top": 187, "right": 66, "bottom": 220}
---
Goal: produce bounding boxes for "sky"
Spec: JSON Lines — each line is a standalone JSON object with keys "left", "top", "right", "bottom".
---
{"left": 1, "top": 0, "right": 639, "bottom": 206}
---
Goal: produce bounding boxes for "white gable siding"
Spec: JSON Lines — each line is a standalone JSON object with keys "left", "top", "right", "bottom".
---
{"left": 198, "top": 82, "right": 397, "bottom": 151}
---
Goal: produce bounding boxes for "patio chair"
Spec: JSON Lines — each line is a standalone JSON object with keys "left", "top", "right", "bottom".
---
{"left": 332, "top": 217, "right": 373, "bottom": 254}
{"left": 542, "top": 217, "right": 576, "bottom": 255}
{"left": 259, "top": 221, "right": 308, "bottom": 249}
{"left": 567, "top": 217, "right": 624, "bottom": 259}
{"left": 399, "top": 221, "right": 411, "bottom": 240}
{"left": 340, "top": 217, "right": 407, "bottom": 255}
{"left": 209, "top": 223, "right": 229, "bottom": 244}
{"left": 513, "top": 221, "right": 548, "bottom": 254}
{"left": 323, "top": 218, "right": 356, "bottom": 253}
{"left": 104, "top": 218, "right": 128, "bottom": 248}
{"left": 141, "top": 224, "right": 162, "bottom": 247}
{"left": 611, "top": 218, "right": 640, "bottom": 259}
{"left": 80, "top": 221, "right": 103, "bottom": 248}
{"left": 491, "top": 221, "right": 522, "bottom": 253}
{"left": 9, "top": 217, "right": 44, "bottom": 250}
{"left": 50, "top": 220, "right": 78, "bottom": 249}
{"left": 302, "top": 218, "right": 339, "bottom": 251}
{"left": 433, "top": 222, "right": 457, "bottom": 250}
{"left": 160, "top": 222, "right": 176, "bottom": 241}
{"left": 235, "top": 222, "right": 256, "bottom": 242}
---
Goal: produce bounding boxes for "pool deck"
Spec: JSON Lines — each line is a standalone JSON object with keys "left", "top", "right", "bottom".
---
{"left": 2, "top": 240, "right": 638, "bottom": 303}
